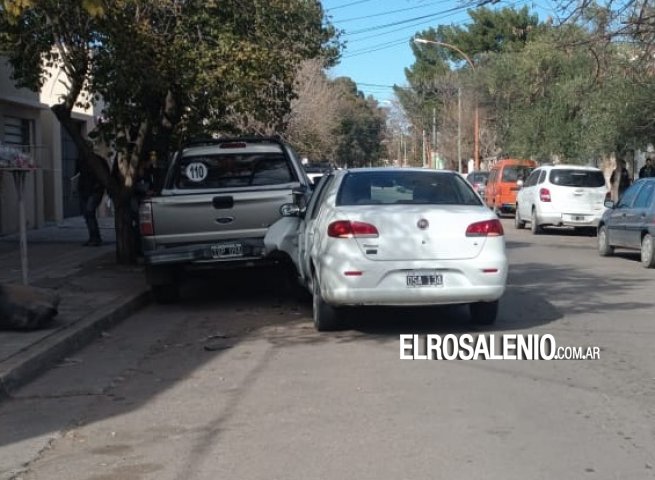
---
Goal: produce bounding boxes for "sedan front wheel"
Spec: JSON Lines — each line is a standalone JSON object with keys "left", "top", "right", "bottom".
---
{"left": 597, "top": 226, "right": 614, "bottom": 257}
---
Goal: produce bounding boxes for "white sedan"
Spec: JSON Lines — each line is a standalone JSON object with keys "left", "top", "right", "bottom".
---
{"left": 265, "top": 168, "right": 508, "bottom": 331}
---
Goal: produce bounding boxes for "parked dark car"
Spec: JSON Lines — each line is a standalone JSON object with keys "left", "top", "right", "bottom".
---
{"left": 466, "top": 170, "right": 489, "bottom": 197}
{"left": 597, "top": 178, "right": 655, "bottom": 267}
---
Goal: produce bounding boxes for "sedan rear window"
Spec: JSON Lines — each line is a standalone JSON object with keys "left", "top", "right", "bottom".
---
{"left": 174, "top": 153, "right": 295, "bottom": 189}
{"left": 337, "top": 171, "right": 482, "bottom": 206}
{"left": 549, "top": 169, "right": 605, "bottom": 187}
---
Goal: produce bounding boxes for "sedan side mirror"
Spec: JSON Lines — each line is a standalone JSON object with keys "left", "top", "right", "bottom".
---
{"left": 516, "top": 179, "right": 524, "bottom": 188}
{"left": 604, "top": 200, "right": 615, "bottom": 209}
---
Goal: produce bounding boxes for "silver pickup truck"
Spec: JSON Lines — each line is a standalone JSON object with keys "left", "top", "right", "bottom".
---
{"left": 138, "top": 137, "right": 312, "bottom": 302}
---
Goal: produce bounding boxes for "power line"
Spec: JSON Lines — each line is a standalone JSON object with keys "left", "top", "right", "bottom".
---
{"left": 335, "top": 0, "right": 455, "bottom": 23}
{"left": 357, "top": 82, "right": 396, "bottom": 88}
{"left": 343, "top": 5, "right": 471, "bottom": 36}
{"left": 346, "top": 17, "right": 468, "bottom": 43}
{"left": 343, "top": 38, "right": 409, "bottom": 58}
{"left": 326, "top": 0, "right": 375, "bottom": 12}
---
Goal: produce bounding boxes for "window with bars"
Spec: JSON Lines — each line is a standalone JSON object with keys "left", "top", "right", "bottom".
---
{"left": 3, "top": 116, "right": 32, "bottom": 147}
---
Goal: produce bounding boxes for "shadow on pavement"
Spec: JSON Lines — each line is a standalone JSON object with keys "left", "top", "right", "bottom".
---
{"left": 0, "top": 257, "right": 649, "bottom": 466}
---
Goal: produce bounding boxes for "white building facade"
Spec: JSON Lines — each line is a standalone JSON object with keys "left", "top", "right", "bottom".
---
{"left": 0, "top": 57, "right": 102, "bottom": 235}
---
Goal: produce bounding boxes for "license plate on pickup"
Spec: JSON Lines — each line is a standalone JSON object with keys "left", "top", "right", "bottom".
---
{"left": 210, "top": 243, "right": 243, "bottom": 259}
{"left": 406, "top": 271, "right": 443, "bottom": 288}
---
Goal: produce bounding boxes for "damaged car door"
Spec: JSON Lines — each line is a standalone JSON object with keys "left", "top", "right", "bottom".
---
{"left": 265, "top": 173, "right": 335, "bottom": 287}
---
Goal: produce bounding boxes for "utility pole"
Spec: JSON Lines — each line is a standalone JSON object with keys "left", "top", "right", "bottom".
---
{"left": 457, "top": 87, "right": 462, "bottom": 174}
{"left": 432, "top": 107, "right": 436, "bottom": 169}
{"left": 414, "top": 38, "right": 480, "bottom": 171}
{"left": 422, "top": 129, "right": 426, "bottom": 168}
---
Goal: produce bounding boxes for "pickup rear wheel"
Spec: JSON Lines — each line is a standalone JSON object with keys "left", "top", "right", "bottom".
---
{"left": 312, "top": 276, "right": 338, "bottom": 331}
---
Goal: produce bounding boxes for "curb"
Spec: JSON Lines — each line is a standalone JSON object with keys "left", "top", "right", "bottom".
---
{"left": 0, "top": 289, "right": 151, "bottom": 399}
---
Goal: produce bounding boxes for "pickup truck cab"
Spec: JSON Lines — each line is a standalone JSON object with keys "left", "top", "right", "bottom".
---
{"left": 139, "top": 136, "right": 312, "bottom": 302}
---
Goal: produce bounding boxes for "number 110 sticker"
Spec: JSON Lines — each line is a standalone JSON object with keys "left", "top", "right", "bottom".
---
{"left": 185, "top": 162, "right": 208, "bottom": 182}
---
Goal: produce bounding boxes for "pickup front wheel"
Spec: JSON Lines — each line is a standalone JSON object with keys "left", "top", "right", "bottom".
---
{"left": 151, "top": 283, "right": 180, "bottom": 304}
{"left": 145, "top": 265, "right": 181, "bottom": 303}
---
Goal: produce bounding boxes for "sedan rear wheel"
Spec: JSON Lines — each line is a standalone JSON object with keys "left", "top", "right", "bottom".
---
{"left": 312, "top": 276, "right": 339, "bottom": 331}
{"left": 514, "top": 207, "right": 525, "bottom": 229}
{"left": 641, "top": 234, "right": 655, "bottom": 268}
{"left": 530, "top": 209, "right": 542, "bottom": 235}
{"left": 470, "top": 300, "right": 499, "bottom": 325}
{"left": 597, "top": 226, "right": 614, "bottom": 257}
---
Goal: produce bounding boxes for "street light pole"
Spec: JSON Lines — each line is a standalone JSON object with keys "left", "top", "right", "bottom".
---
{"left": 414, "top": 37, "right": 480, "bottom": 171}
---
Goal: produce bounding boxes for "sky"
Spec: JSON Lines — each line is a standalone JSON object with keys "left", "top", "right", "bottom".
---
{"left": 322, "top": 0, "right": 558, "bottom": 103}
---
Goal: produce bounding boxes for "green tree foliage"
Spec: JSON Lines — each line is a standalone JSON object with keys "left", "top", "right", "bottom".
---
{"left": 331, "top": 78, "right": 386, "bottom": 167}
{"left": 437, "top": 6, "right": 541, "bottom": 57}
{"left": 480, "top": 24, "right": 655, "bottom": 161}
{"left": 285, "top": 61, "right": 387, "bottom": 167}
{"left": 0, "top": 0, "right": 339, "bottom": 262}
{"left": 403, "top": 4, "right": 655, "bottom": 165}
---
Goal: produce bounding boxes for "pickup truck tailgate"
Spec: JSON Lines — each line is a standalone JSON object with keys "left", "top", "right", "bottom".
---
{"left": 150, "top": 188, "right": 294, "bottom": 245}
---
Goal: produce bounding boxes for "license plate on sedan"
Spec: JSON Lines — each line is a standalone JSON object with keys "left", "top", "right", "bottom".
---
{"left": 565, "top": 214, "right": 587, "bottom": 222}
{"left": 406, "top": 271, "right": 443, "bottom": 288}
{"left": 210, "top": 243, "right": 243, "bottom": 259}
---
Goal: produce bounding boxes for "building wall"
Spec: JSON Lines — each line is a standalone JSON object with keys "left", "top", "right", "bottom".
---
{"left": 0, "top": 56, "right": 99, "bottom": 235}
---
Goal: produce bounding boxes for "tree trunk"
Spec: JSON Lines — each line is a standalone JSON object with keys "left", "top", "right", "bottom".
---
{"left": 113, "top": 193, "right": 138, "bottom": 265}
{"left": 51, "top": 103, "right": 141, "bottom": 265}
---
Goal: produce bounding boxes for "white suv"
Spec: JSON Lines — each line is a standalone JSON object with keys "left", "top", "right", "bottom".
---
{"left": 515, "top": 165, "right": 608, "bottom": 234}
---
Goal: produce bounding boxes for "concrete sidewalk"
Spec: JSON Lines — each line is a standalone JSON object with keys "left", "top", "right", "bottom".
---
{"left": 0, "top": 217, "right": 150, "bottom": 397}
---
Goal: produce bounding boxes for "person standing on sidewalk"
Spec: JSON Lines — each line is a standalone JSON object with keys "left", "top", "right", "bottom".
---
{"left": 610, "top": 158, "right": 631, "bottom": 202}
{"left": 77, "top": 161, "right": 105, "bottom": 246}
{"left": 639, "top": 158, "right": 655, "bottom": 179}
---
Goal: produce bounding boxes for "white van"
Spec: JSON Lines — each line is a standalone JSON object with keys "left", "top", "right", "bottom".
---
{"left": 515, "top": 165, "right": 608, "bottom": 234}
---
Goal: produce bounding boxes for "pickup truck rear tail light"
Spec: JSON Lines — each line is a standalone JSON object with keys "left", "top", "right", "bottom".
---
{"left": 328, "top": 220, "right": 379, "bottom": 238}
{"left": 465, "top": 219, "right": 504, "bottom": 237}
{"left": 540, "top": 188, "right": 551, "bottom": 202}
{"left": 139, "top": 202, "right": 154, "bottom": 236}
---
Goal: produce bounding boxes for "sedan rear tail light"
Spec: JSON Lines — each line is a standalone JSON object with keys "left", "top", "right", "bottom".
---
{"left": 328, "top": 220, "right": 379, "bottom": 238}
{"left": 540, "top": 188, "right": 551, "bottom": 202}
{"left": 465, "top": 219, "right": 504, "bottom": 237}
{"left": 139, "top": 202, "right": 154, "bottom": 236}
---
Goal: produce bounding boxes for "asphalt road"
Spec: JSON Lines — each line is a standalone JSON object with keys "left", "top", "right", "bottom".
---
{"left": 1, "top": 219, "right": 654, "bottom": 480}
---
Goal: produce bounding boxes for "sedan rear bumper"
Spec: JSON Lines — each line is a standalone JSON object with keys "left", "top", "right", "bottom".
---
{"left": 319, "top": 257, "right": 508, "bottom": 307}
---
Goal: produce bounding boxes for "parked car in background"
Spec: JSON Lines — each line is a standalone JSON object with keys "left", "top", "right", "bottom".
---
{"left": 515, "top": 165, "right": 608, "bottom": 234}
{"left": 466, "top": 170, "right": 489, "bottom": 197}
{"left": 303, "top": 162, "right": 334, "bottom": 185}
{"left": 139, "top": 136, "right": 312, "bottom": 302}
{"left": 265, "top": 168, "right": 508, "bottom": 331}
{"left": 485, "top": 158, "right": 537, "bottom": 215}
{"left": 597, "top": 178, "right": 655, "bottom": 267}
